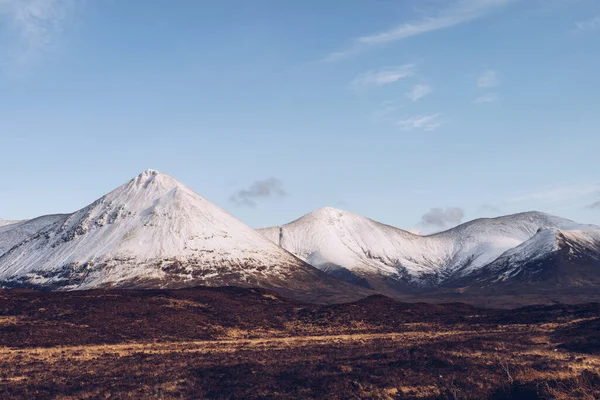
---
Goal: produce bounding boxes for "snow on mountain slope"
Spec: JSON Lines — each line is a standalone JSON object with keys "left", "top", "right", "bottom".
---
{"left": 475, "top": 227, "right": 564, "bottom": 282}
{"left": 0, "top": 220, "right": 19, "bottom": 227}
{"left": 0, "top": 215, "right": 67, "bottom": 257}
{"left": 0, "top": 170, "right": 358, "bottom": 300}
{"left": 259, "top": 208, "right": 441, "bottom": 282}
{"left": 472, "top": 226, "right": 600, "bottom": 283}
{"left": 427, "top": 212, "right": 588, "bottom": 278}
{"left": 258, "top": 208, "right": 597, "bottom": 289}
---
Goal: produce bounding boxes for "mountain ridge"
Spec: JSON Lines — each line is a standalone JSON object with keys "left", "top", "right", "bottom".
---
{"left": 0, "top": 170, "right": 366, "bottom": 303}
{"left": 258, "top": 207, "right": 600, "bottom": 295}
{"left": 2, "top": 172, "right": 599, "bottom": 302}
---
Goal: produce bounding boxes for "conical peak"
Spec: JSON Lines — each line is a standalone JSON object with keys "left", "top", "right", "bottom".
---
{"left": 140, "top": 168, "right": 160, "bottom": 177}
{"left": 319, "top": 206, "right": 344, "bottom": 213}
{"left": 133, "top": 169, "right": 161, "bottom": 184}
{"left": 128, "top": 169, "right": 182, "bottom": 190}
{"left": 87, "top": 169, "right": 193, "bottom": 216}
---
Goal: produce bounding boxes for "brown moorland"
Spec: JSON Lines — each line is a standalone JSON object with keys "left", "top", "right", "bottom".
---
{"left": 0, "top": 287, "right": 599, "bottom": 399}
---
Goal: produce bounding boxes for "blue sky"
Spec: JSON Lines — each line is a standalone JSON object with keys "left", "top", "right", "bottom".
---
{"left": 1, "top": 0, "right": 599, "bottom": 231}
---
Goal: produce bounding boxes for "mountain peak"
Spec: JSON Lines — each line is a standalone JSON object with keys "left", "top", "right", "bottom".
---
{"left": 312, "top": 207, "right": 347, "bottom": 216}
{"left": 123, "top": 169, "right": 186, "bottom": 197}
{"left": 141, "top": 168, "right": 160, "bottom": 176}
{"left": 290, "top": 207, "right": 356, "bottom": 225}
{"left": 132, "top": 168, "right": 168, "bottom": 184}
{"left": 0, "top": 170, "right": 345, "bottom": 297}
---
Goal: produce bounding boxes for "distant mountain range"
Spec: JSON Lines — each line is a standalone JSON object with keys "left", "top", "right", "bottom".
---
{"left": 258, "top": 208, "right": 600, "bottom": 296}
{"left": 1, "top": 169, "right": 599, "bottom": 303}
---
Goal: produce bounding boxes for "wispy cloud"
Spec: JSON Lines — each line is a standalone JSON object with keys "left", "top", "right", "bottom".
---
{"left": 508, "top": 183, "right": 600, "bottom": 204}
{"left": 406, "top": 84, "right": 433, "bottom": 101}
{"left": 397, "top": 114, "right": 444, "bottom": 131}
{"left": 475, "top": 92, "right": 499, "bottom": 104}
{"left": 351, "top": 64, "right": 416, "bottom": 88}
{"left": 230, "top": 178, "right": 287, "bottom": 208}
{"left": 477, "top": 69, "right": 501, "bottom": 88}
{"left": 0, "top": 0, "right": 74, "bottom": 66}
{"left": 323, "top": 0, "right": 517, "bottom": 62}
{"left": 576, "top": 16, "right": 600, "bottom": 31}
{"left": 420, "top": 207, "right": 465, "bottom": 231}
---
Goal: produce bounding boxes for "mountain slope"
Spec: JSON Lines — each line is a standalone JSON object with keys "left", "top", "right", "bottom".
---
{"left": 0, "top": 171, "right": 366, "bottom": 302}
{"left": 456, "top": 226, "right": 600, "bottom": 291}
{"left": 0, "top": 215, "right": 67, "bottom": 257}
{"left": 259, "top": 208, "right": 435, "bottom": 288}
{"left": 258, "top": 208, "right": 599, "bottom": 294}
{"left": 0, "top": 220, "right": 19, "bottom": 227}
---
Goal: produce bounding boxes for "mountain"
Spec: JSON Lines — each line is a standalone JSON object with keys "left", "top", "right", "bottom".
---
{"left": 3, "top": 174, "right": 598, "bottom": 303}
{"left": 0, "top": 171, "right": 365, "bottom": 302}
{"left": 455, "top": 226, "right": 600, "bottom": 291}
{"left": 258, "top": 207, "right": 600, "bottom": 295}
{"left": 0, "top": 215, "right": 67, "bottom": 257}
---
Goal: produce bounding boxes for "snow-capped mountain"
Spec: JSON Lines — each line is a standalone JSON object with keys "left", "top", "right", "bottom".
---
{"left": 460, "top": 226, "right": 600, "bottom": 290}
{"left": 2, "top": 173, "right": 599, "bottom": 301}
{"left": 0, "top": 171, "right": 363, "bottom": 302}
{"left": 0, "top": 215, "right": 67, "bottom": 257}
{"left": 258, "top": 207, "right": 600, "bottom": 293}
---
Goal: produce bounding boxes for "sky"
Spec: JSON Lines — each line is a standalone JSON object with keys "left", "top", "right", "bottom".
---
{"left": 1, "top": 0, "right": 599, "bottom": 232}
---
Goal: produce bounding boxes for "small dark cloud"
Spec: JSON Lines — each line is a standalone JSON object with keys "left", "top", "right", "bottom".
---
{"left": 587, "top": 200, "right": 600, "bottom": 209}
{"left": 230, "top": 178, "right": 287, "bottom": 208}
{"left": 420, "top": 207, "right": 465, "bottom": 230}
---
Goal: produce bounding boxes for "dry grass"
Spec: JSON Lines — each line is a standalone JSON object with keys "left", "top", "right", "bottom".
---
{"left": 1, "top": 287, "right": 599, "bottom": 399}
{"left": 1, "top": 326, "right": 599, "bottom": 398}
{"left": 0, "top": 316, "right": 19, "bottom": 326}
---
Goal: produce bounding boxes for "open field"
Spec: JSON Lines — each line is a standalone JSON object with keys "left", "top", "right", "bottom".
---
{"left": 1, "top": 287, "right": 599, "bottom": 399}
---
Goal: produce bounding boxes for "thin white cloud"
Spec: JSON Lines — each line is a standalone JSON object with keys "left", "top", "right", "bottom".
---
{"left": 475, "top": 93, "right": 499, "bottom": 104}
{"left": 351, "top": 64, "right": 416, "bottom": 88}
{"left": 576, "top": 16, "right": 600, "bottom": 31}
{"left": 508, "top": 183, "right": 600, "bottom": 204}
{"left": 323, "top": 0, "right": 517, "bottom": 62}
{"left": 0, "top": 0, "right": 74, "bottom": 65}
{"left": 406, "top": 84, "right": 433, "bottom": 101}
{"left": 477, "top": 69, "right": 500, "bottom": 88}
{"left": 397, "top": 114, "right": 444, "bottom": 131}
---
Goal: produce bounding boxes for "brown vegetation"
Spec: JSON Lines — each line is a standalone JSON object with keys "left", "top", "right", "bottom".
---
{"left": 0, "top": 287, "right": 599, "bottom": 399}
